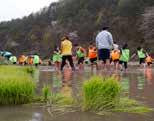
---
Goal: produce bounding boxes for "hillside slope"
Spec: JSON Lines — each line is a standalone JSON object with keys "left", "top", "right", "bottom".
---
{"left": 0, "top": 0, "right": 154, "bottom": 58}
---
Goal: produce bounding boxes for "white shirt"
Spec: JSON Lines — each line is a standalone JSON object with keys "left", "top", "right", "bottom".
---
{"left": 113, "top": 44, "right": 119, "bottom": 50}
{"left": 96, "top": 30, "right": 113, "bottom": 50}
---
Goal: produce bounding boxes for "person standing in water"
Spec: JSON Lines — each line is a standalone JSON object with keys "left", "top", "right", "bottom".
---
{"left": 131, "top": 47, "right": 146, "bottom": 67}
{"left": 9, "top": 55, "right": 17, "bottom": 64}
{"left": 76, "top": 44, "right": 86, "bottom": 70}
{"left": 96, "top": 26, "right": 114, "bottom": 69}
{"left": 88, "top": 42, "right": 98, "bottom": 70}
{"left": 52, "top": 45, "right": 62, "bottom": 71}
{"left": 60, "top": 36, "right": 75, "bottom": 71}
{"left": 137, "top": 47, "right": 146, "bottom": 66}
{"left": 33, "top": 53, "right": 40, "bottom": 67}
{"left": 111, "top": 45, "right": 120, "bottom": 70}
{"left": 18, "top": 55, "right": 27, "bottom": 65}
{"left": 119, "top": 43, "right": 130, "bottom": 71}
{"left": 145, "top": 54, "right": 153, "bottom": 67}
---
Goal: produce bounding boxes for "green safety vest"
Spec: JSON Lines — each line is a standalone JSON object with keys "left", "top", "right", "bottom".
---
{"left": 120, "top": 49, "right": 130, "bottom": 62}
{"left": 76, "top": 49, "right": 84, "bottom": 58}
{"left": 137, "top": 49, "right": 145, "bottom": 59}
{"left": 9, "top": 56, "right": 17, "bottom": 63}
{"left": 52, "top": 53, "right": 62, "bottom": 62}
{"left": 33, "top": 55, "right": 39, "bottom": 64}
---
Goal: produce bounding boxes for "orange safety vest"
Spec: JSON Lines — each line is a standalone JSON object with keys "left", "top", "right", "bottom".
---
{"left": 88, "top": 47, "right": 97, "bottom": 59}
{"left": 27, "top": 57, "right": 33, "bottom": 65}
{"left": 146, "top": 56, "right": 153, "bottom": 63}
{"left": 19, "top": 55, "right": 26, "bottom": 63}
{"left": 111, "top": 50, "right": 120, "bottom": 61}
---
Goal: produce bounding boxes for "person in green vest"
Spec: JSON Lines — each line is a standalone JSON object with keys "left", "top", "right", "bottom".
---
{"left": 76, "top": 45, "right": 86, "bottom": 70}
{"left": 52, "top": 45, "right": 62, "bottom": 71}
{"left": 119, "top": 44, "right": 130, "bottom": 71}
{"left": 9, "top": 56, "right": 17, "bottom": 64}
{"left": 137, "top": 47, "right": 146, "bottom": 65}
{"left": 33, "top": 53, "right": 40, "bottom": 67}
{"left": 131, "top": 46, "right": 146, "bottom": 67}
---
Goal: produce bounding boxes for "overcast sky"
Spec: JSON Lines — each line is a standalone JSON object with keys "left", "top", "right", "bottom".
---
{"left": 0, "top": 0, "right": 58, "bottom": 22}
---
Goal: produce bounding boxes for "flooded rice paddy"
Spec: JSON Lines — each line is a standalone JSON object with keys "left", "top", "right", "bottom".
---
{"left": 0, "top": 66, "right": 154, "bottom": 121}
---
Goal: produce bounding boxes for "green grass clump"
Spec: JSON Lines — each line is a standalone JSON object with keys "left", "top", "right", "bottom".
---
{"left": 41, "top": 85, "right": 74, "bottom": 107}
{"left": 42, "top": 85, "right": 51, "bottom": 102}
{"left": 23, "top": 66, "right": 35, "bottom": 75}
{"left": 39, "top": 76, "right": 152, "bottom": 115}
{"left": 82, "top": 76, "right": 121, "bottom": 111}
{"left": 48, "top": 93, "right": 74, "bottom": 106}
{"left": 113, "top": 98, "right": 153, "bottom": 114}
{"left": 0, "top": 66, "right": 36, "bottom": 105}
{"left": 82, "top": 75, "right": 153, "bottom": 114}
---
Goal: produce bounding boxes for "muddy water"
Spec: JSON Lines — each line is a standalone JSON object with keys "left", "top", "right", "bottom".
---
{"left": 0, "top": 67, "right": 154, "bottom": 121}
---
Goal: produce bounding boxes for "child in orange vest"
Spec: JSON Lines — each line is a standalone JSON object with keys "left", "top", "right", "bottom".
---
{"left": 27, "top": 56, "right": 33, "bottom": 65}
{"left": 146, "top": 54, "right": 153, "bottom": 67}
{"left": 111, "top": 47, "right": 120, "bottom": 70}
{"left": 88, "top": 43, "right": 98, "bottom": 70}
{"left": 18, "top": 55, "right": 27, "bottom": 65}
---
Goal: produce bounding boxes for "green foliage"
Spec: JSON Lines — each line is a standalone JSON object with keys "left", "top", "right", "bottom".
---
{"left": 0, "top": 66, "right": 36, "bottom": 105}
{"left": 82, "top": 76, "right": 121, "bottom": 111}
{"left": 118, "top": 0, "right": 145, "bottom": 17}
{"left": 42, "top": 85, "right": 51, "bottom": 102}
{"left": 23, "top": 66, "right": 35, "bottom": 75}
{"left": 39, "top": 76, "right": 152, "bottom": 114}
{"left": 41, "top": 85, "right": 74, "bottom": 107}
{"left": 114, "top": 98, "right": 153, "bottom": 114}
{"left": 82, "top": 76, "right": 152, "bottom": 114}
{"left": 49, "top": 93, "right": 74, "bottom": 106}
{"left": 140, "top": 7, "right": 154, "bottom": 49}
{"left": 1, "top": 0, "right": 154, "bottom": 54}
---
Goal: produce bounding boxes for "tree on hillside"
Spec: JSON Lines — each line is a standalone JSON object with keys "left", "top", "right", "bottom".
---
{"left": 1, "top": 0, "right": 154, "bottom": 56}
{"left": 118, "top": 0, "right": 145, "bottom": 17}
{"left": 140, "top": 7, "right": 154, "bottom": 50}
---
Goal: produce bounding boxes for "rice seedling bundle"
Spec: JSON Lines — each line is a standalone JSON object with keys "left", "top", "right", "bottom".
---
{"left": 0, "top": 66, "right": 36, "bottom": 105}
{"left": 83, "top": 76, "right": 121, "bottom": 111}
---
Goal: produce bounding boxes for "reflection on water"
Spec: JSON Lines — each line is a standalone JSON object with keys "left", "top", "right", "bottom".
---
{"left": 32, "top": 112, "right": 43, "bottom": 121}
{"left": 61, "top": 68, "right": 73, "bottom": 97}
{"left": 0, "top": 106, "right": 44, "bottom": 121}
{"left": 0, "top": 67, "right": 154, "bottom": 121}
{"left": 143, "top": 68, "right": 154, "bottom": 106}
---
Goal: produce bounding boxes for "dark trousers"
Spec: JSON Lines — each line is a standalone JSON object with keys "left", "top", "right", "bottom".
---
{"left": 119, "top": 61, "right": 127, "bottom": 69}
{"left": 61, "top": 55, "right": 75, "bottom": 71}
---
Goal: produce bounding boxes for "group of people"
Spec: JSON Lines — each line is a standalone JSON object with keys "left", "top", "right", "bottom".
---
{"left": 52, "top": 26, "right": 153, "bottom": 71}
{"left": 6, "top": 26, "right": 153, "bottom": 70}
{"left": 9, "top": 54, "right": 41, "bottom": 67}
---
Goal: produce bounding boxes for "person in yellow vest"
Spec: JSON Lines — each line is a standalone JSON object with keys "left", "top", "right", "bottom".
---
{"left": 119, "top": 44, "right": 130, "bottom": 71}
{"left": 60, "top": 36, "right": 75, "bottom": 71}
{"left": 111, "top": 47, "right": 120, "bottom": 70}
{"left": 145, "top": 54, "right": 153, "bottom": 67}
